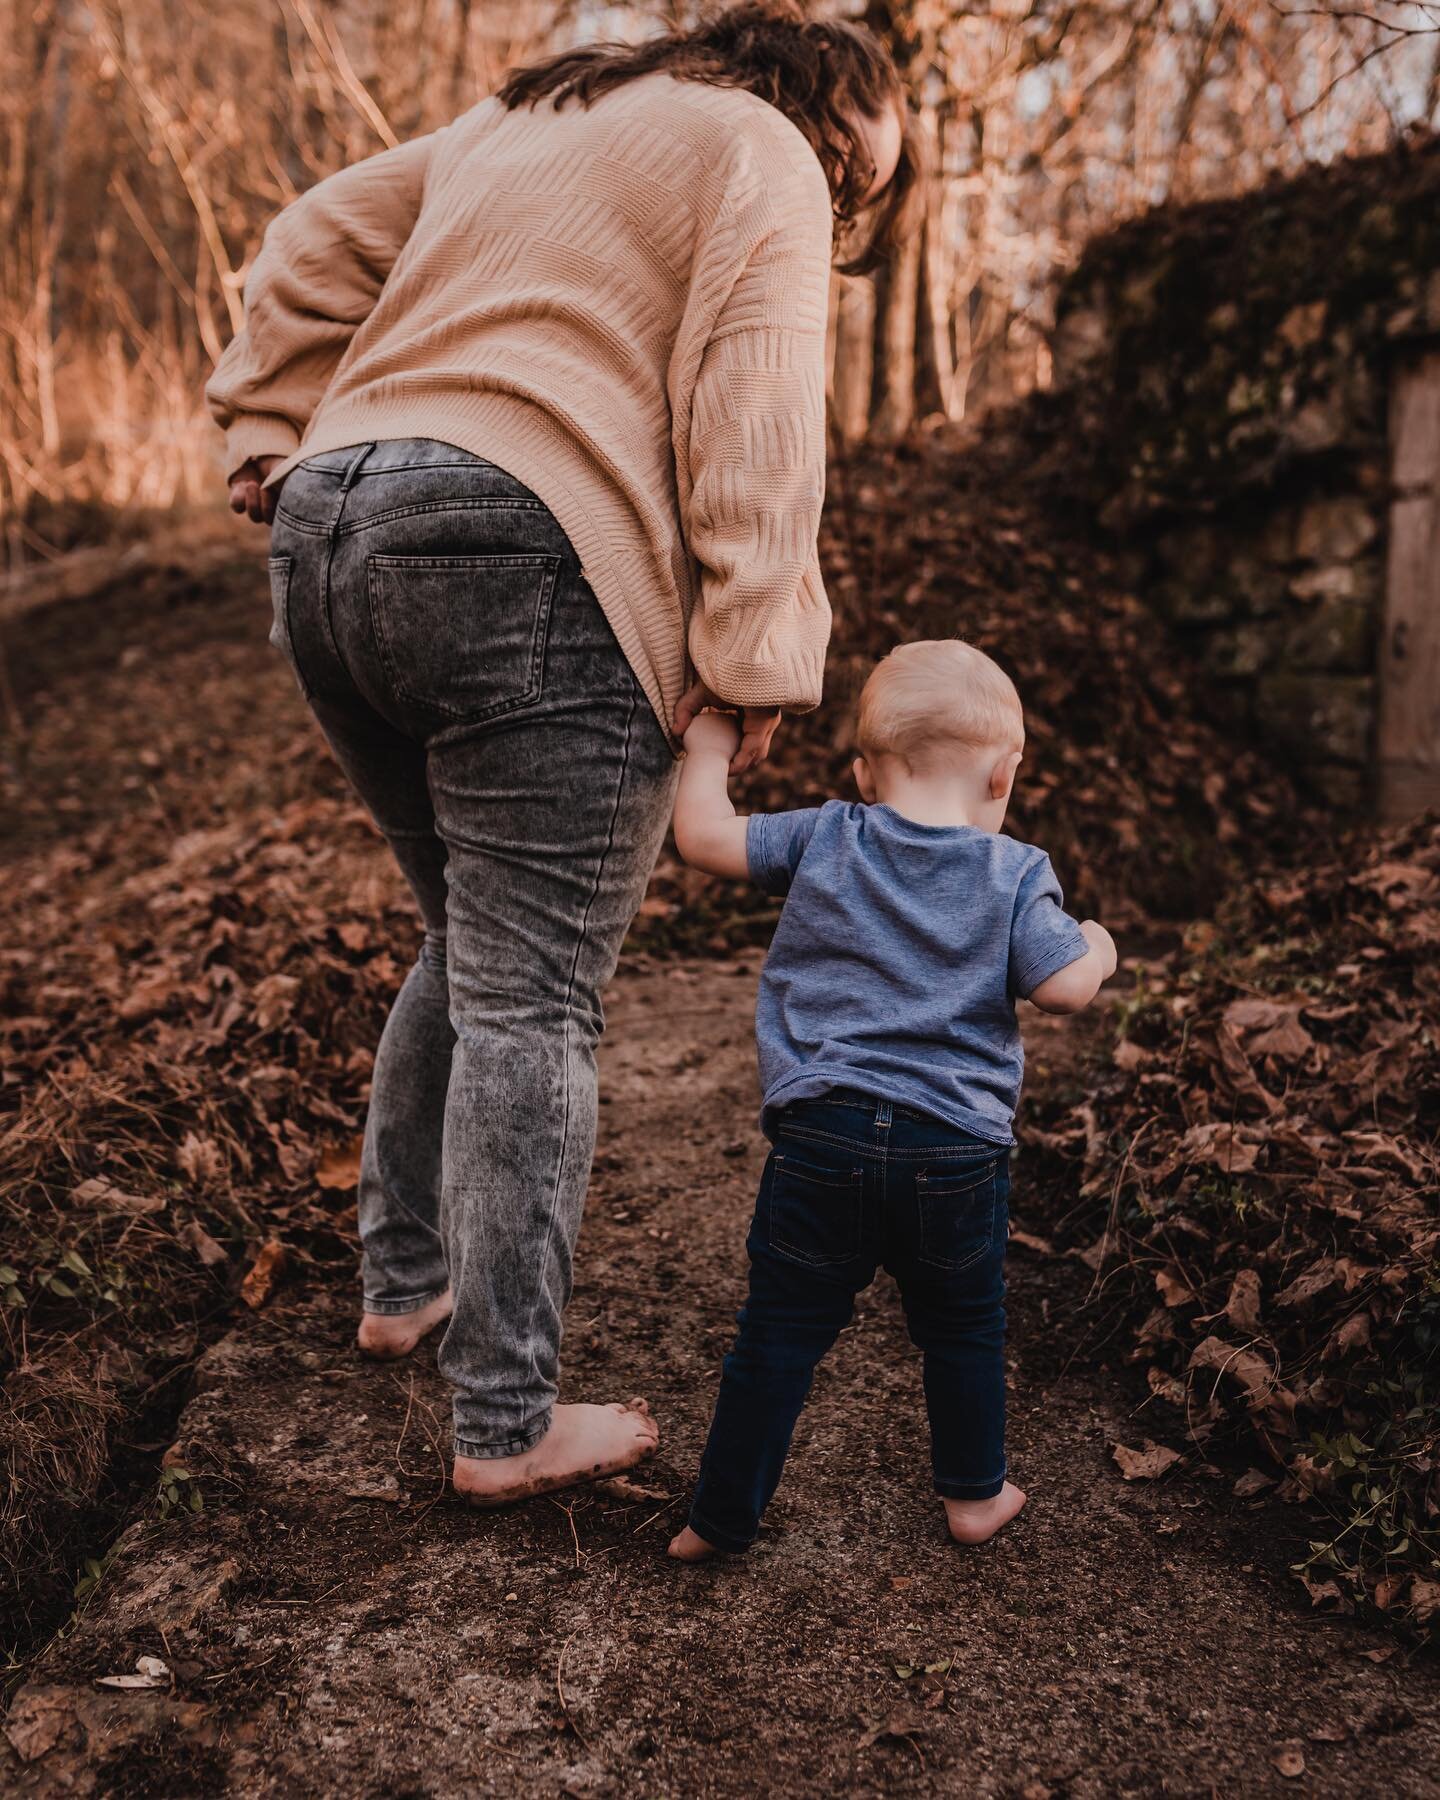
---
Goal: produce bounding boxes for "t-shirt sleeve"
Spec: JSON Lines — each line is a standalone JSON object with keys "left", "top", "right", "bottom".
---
{"left": 1008, "top": 854, "right": 1091, "bottom": 997}
{"left": 746, "top": 807, "right": 824, "bottom": 897}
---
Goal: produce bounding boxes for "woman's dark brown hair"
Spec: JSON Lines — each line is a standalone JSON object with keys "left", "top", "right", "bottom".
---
{"left": 498, "top": 2, "right": 922, "bottom": 274}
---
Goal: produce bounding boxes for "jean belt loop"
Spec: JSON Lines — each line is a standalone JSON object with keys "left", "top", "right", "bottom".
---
{"left": 329, "top": 441, "right": 377, "bottom": 533}
{"left": 875, "top": 1100, "right": 892, "bottom": 1133}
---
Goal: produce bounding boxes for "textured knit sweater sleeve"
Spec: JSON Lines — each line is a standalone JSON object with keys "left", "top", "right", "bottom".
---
{"left": 681, "top": 161, "right": 834, "bottom": 713}
{"left": 205, "top": 133, "right": 437, "bottom": 479}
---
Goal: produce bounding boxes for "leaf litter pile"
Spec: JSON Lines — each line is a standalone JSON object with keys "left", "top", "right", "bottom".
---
{"left": 1033, "top": 813, "right": 1439, "bottom": 1640}
{"left": 638, "top": 429, "right": 1315, "bottom": 950}
{"left": 8, "top": 427, "right": 1427, "bottom": 1672}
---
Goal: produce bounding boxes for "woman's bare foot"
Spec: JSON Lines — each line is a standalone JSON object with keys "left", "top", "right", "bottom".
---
{"left": 944, "top": 1480, "right": 1027, "bottom": 1545}
{"left": 452, "top": 1400, "right": 659, "bottom": 1507}
{"left": 668, "top": 1525, "right": 720, "bottom": 1562}
{"left": 356, "top": 1288, "right": 452, "bottom": 1360}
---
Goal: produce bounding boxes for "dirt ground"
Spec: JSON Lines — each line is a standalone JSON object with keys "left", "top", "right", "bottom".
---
{"left": 3, "top": 527, "right": 1438, "bottom": 1797}
{"left": 4, "top": 969, "right": 1437, "bottom": 1796}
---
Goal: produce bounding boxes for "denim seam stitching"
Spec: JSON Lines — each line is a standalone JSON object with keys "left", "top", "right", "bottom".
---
{"left": 274, "top": 496, "right": 548, "bottom": 537}
{"left": 778, "top": 1124, "right": 1002, "bottom": 1160}
{"left": 264, "top": 554, "right": 307, "bottom": 700}
{"left": 516, "top": 681, "right": 637, "bottom": 1427}
{"left": 337, "top": 497, "right": 547, "bottom": 536}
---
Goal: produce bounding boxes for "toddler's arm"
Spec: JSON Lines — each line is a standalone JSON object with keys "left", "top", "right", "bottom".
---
{"left": 673, "top": 713, "right": 751, "bottom": 880}
{"left": 1027, "top": 920, "right": 1118, "bottom": 1014}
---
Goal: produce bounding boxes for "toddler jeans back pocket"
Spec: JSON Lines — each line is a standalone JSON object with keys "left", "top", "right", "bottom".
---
{"left": 915, "top": 1158, "right": 1003, "bottom": 1274}
{"left": 765, "top": 1151, "right": 865, "bottom": 1268}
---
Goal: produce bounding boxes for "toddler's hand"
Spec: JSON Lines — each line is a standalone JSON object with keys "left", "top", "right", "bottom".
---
{"left": 1081, "top": 919, "right": 1118, "bottom": 980}
{"left": 683, "top": 709, "right": 742, "bottom": 761}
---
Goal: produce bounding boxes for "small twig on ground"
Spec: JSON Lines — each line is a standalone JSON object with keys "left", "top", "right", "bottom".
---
{"left": 555, "top": 1629, "right": 589, "bottom": 1749}
{"left": 552, "top": 1496, "right": 585, "bottom": 1567}
{"left": 631, "top": 1496, "right": 686, "bottom": 1535}
{"left": 394, "top": 1373, "right": 416, "bottom": 1473}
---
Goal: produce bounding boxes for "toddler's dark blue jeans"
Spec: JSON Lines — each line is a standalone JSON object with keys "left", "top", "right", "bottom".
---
{"left": 688, "top": 1091, "right": 1010, "bottom": 1553}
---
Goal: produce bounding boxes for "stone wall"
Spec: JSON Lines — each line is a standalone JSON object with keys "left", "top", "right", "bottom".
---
{"left": 1042, "top": 136, "right": 1440, "bottom": 806}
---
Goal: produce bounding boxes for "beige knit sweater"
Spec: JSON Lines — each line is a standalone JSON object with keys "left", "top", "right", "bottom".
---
{"left": 206, "top": 74, "right": 835, "bottom": 738}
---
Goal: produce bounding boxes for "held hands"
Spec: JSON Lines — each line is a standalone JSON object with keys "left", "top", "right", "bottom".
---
{"left": 682, "top": 709, "right": 742, "bottom": 762}
{"left": 228, "top": 455, "right": 285, "bottom": 524}
{"left": 673, "top": 680, "right": 780, "bottom": 774}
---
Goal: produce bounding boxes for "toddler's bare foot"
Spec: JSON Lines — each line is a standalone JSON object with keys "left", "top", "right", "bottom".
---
{"left": 668, "top": 1525, "right": 720, "bottom": 1562}
{"left": 944, "top": 1480, "right": 1027, "bottom": 1545}
{"left": 452, "top": 1401, "right": 659, "bottom": 1507}
{"left": 356, "top": 1288, "right": 452, "bottom": 1360}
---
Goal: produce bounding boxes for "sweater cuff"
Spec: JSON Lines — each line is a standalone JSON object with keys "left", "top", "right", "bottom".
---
{"left": 688, "top": 641, "right": 828, "bottom": 714}
{"left": 221, "top": 415, "right": 304, "bottom": 485}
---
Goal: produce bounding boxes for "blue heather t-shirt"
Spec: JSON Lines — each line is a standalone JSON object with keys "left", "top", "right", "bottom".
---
{"left": 747, "top": 801, "right": 1090, "bottom": 1146}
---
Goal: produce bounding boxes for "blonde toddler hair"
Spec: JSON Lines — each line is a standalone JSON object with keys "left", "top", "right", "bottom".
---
{"left": 857, "top": 640, "right": 1024, "bottom": 768}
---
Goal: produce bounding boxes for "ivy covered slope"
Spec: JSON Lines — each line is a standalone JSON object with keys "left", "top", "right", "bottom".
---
{"left": 1048, "top": 133, "right": 1440, "bottom": 524}
{"left": 1038, "top": 815, "right": 1439, "bottom": 1639}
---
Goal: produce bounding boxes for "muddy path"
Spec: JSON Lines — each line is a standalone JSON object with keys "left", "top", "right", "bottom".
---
{"left": 6, "top": 964, "right": 1438, "bottom": 1797}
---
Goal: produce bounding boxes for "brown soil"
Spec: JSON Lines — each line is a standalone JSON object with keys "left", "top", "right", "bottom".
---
{"left": 3, "top": 520, "right": 1437, "bottom": 1796}
{"left": 6, "top": 971, "right": 1439, "bottom": 1797}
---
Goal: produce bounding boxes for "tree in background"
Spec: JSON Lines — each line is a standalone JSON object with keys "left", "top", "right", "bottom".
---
{"left": 1, "top": 0, "right": 1436, "bottom": 556}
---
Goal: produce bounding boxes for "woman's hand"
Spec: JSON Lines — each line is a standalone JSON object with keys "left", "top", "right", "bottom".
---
{"left": 673, "top": 680, "right": 781, "bottom": 774}
{"left": 228, "top": 455, "right": 286, "bottom": 524}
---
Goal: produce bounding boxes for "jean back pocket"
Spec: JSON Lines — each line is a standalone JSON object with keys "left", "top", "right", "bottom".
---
{"left": 367, "top": 552, "right": 558, "bottom": 724}
{"left": 915, "top": 1158, "right": 1003, "bottom": 1274}
{"left": 765, "top": 1151, "right": 865, "bottom": 1268}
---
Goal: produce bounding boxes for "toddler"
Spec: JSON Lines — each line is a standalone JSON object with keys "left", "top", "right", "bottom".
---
{"left": 666, "top": 640, "right": 1116, "bottom": 1560}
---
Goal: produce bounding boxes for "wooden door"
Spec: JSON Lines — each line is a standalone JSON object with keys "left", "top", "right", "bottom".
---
{"left": 1382, "top": 351, "right": 1440, "bottom": 821}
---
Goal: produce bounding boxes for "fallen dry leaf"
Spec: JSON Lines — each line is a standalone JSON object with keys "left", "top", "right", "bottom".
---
{"left": 177, "top": 1220, "right": 227, "bottom": 1267}
{"left": 1410, "top": 1579, "right": 1440, "bottom": 1623}
{"left": 72, "top": 1176, "right": 164, "bottom": 1216}
{"left": 316, "top": 1139, "right": 363, "bottom": 1192}
{"left": 858, "top": 1704, "right": 928, "bottom": 1752}
{"left": 1155, "top": 1266, "right": 1196, "bottom": 1308}
{"left": 1146, "top": 1366, "right": 1187, "bottom": 1406}
{"left": 240, "top": 1238, "right": 287, "bottom": 1309}
{"left": 1232, "top": 1468, "right": 1276, "bottom": 1499}
{"left": 1272, "top": 1743, "right": 1306, "bottom": 1779}
{"left": 1274, "top": 1259, "right": 1336, "bottom": 1309}
{"left": 1224, "top": 1268, "right": 1263, "bottom": 1334}
{"left": 1112, "top": 1440, "right": 1183, "bottom": 1481}
{"left": 175, "top": 1131, "right": 225, "bottom": 1184}
{"left": 1296, "top": 1576, "right": 1346, "bottom": 1605}
{"left": 593, "top": 1475, "right": 672, "bottom": 1503}
{"left": 3, "top": 1686, "right": 76, "bottom": 1762}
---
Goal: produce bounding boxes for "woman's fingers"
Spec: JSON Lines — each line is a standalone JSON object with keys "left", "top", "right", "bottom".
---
{"left": 227, "top": 458, "right": 284, "bottom": 525}
{"left": 672, "top": 679, "right": 712, "bottom": 738}
{"left": 730, "top": 707, "right": 782, "bottom": 773}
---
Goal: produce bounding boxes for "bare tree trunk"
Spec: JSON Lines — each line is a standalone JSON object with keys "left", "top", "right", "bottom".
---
{"left": 871, "top": 226, "right": 922, "bottom": 442}
{"left": 831, "top": 276, "right": 876, "bottom": 448}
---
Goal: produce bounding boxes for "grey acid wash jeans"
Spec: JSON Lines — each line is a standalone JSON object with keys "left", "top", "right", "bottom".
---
{"left": 266, "top": 440, "right": 677, "bottom": 1458}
